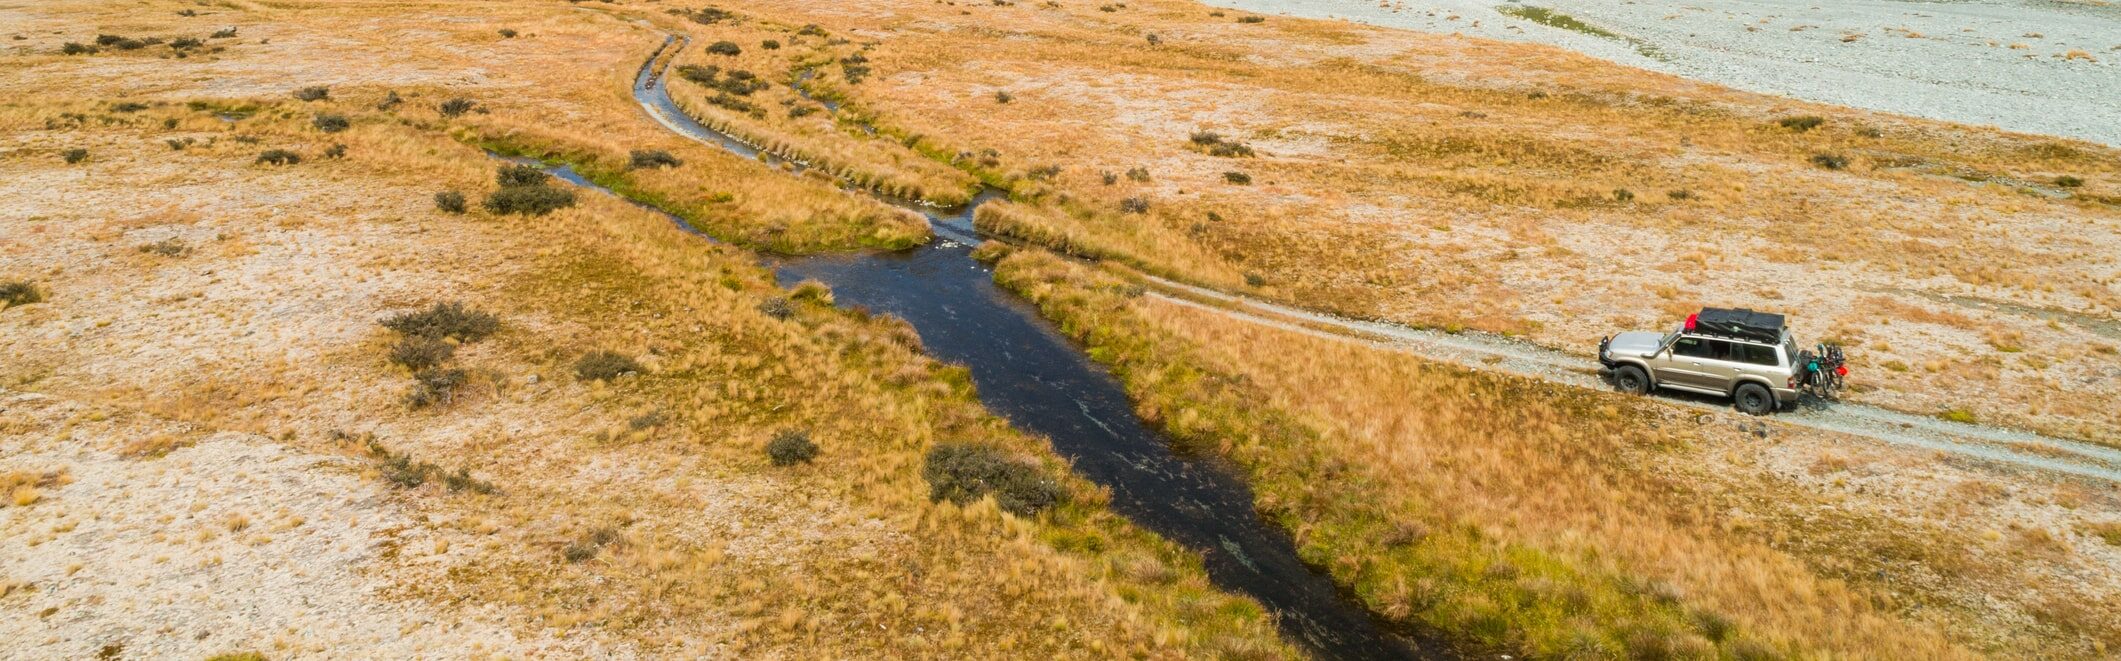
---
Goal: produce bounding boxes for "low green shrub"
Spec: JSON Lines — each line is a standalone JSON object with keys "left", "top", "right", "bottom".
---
{"left": 766, "top": 430, "right": 819, "bottom": 466}
{"left": 1777, "top": 115, "right": 1825, "bottom": 132}
{"left": 629, "top": 149, "right": 682, "bottom": 169}
{"left": 255, "top": 149, "right": 301, "bottom": 165}
{"left": 706, "top": 40, "right": 742, "bottom": 56}
{"left": 0, "top": 281, "right": 44, "bottom": 309}
{"left": 434, "top": 190, "right": 467, "bottom": 213}
{"left": 1223, "top": 171, "right": 1251, "bottom": 185}
{"left": 922, "top": 442, "right": 1063, "bottom": 516}
{"left": 438, "top": 98, "right": 477, "bottom": 117}
{"left": 388, "top": 336, "right": 455, "bottom": 371}
{"left": 63, "top": 149, "right": 89, "bottom": 164}
{"left": 381, "top": 302, "right": 499, "bottom": 342}
{"left": 312, "top": 113, "right": 349, "bottom": 133}
{"left": 406, "top": 368, "right": 467, "bottom": 408}
{"left": 574, "top": 350, "right": 642, "bottom": 382}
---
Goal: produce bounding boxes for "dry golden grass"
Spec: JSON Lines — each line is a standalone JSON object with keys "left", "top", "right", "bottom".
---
{"left": 685, "top": 0, "right": 2121, "bottom": 445}
{"left": 994, "top": 247, "right": 2121, "bottom": 658}
{"left": 0, "top": 0, "right": 1290, "bottom": 656}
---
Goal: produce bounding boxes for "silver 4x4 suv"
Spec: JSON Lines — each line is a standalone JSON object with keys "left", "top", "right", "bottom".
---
{"left": 1598, "top": 308, "right": 1801, "bottom": 415}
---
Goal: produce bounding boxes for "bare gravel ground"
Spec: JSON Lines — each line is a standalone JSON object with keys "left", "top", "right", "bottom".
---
{"left": 0, "top": 391, "right": 599, "bottom": 661}
{"left": 1214, "top": 0, "right": 2121, "bottom": 145}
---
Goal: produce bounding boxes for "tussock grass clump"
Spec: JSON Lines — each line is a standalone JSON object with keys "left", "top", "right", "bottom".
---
{"left": 1236, "top": 15, "right": 1265, "bottom": 23}
{"left": 1777, "top": 115, "right": 1825, "bottom": 131}
{"left": 1126, "top": 167, "right": 1151, "bottom": 182}
{"left": 210, "top": 27, "right": 237, "bottom": 39}
{"left": 388, "top": 336, "right": 455, "bottom": 371}
{"left": 203, "top": 652, "right": 266, "bottom": 661}
{"left": 498, "top": 28, "right": 518, "bottom": 39}
{"left": 574, "top": 350, "right": 642, "bottom": 382}
{"left": 312, "top": 113, "right": 350, "bottom": 133}
{"left": 63, "top": 149, "right": 89, "bottom": 164}
{"left": 761, "top": 39, "right": 780, "bottom": 50}
{"left": 629, "top": 149, "right": 682, "bottom": 169}
{"left": 111, "top": 102, "right": 150, "bottom": 113}
{"left": 2056, "top": 175, "right": 2084, "bottom": 188}
{"left": 255, "top": 149, "right": 301, "bottom": 165}
{"left": 483, "top": 164, "right": 576, "bottom": 216}
{"left": 922, "top": 442, "right": 1063, "bottom": 516}
{"left": 1223, "top": 171, "right": 1251, "bottom": 185}
{"left": 706, "top": 40, "right": 742, "bottom": 56}
{"left": 434, "top": 190, "right": 467, "bottom": 213}
{"left": 324, "top": 143, "right": 347, "bottom": 159}
{"left": 1120, "top": 196, "right": 1149, "bottom": 214}
{"left": 766, "top": 430, "right": 819, "bottom": 466}
{"left": 1, "top": 281, "right": 46, "bottom": 309}
{"left": 292, "top": 86, "right": 330, "bottom": 102}
{"left": 995, "top": 90, "right": 1013, "bottom": 104}
{"left": 382, "top": 302, "right": 499, "bottom": 343}
{"left": 1810, "top": 153, "right": 1849, "bottom": 170}
{"left": 757, "top": 296, "right": 794, "bottom": 320}
{"left": 169, "top": 37, "right": 202, "bottom": 50}
{"left": 438, "top": 98, "right": 477, "bottom": 117}
{"left": 376, "top": 90, "right": 402, "bottom": 111}
{"left": 61, "top": 42, "right": 98, "bottom": 55}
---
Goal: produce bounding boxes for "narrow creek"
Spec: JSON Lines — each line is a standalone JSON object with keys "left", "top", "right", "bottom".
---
{"left": 539, "top": 34, "right": 1435, "bottom": 659}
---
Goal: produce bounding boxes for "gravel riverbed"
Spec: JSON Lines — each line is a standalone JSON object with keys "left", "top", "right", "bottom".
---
{"left": 1211, "top": 0, "right": 2121, "bottom": 145}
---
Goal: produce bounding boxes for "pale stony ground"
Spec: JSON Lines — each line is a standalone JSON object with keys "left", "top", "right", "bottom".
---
{"left": 0, "top": 390, "right": 607, "bottom": 661}
{"left": 1215, "top": 0, "right": 2121, "bottom": 145}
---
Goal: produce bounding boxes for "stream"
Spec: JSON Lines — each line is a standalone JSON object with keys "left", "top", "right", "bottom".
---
{"left": 614, "top": 35, "right": 1431, "bottom": 659}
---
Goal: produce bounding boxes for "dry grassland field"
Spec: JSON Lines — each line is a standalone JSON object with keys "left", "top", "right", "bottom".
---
{"left": 4, "top": 0, "right": 2121, "bottom": 660}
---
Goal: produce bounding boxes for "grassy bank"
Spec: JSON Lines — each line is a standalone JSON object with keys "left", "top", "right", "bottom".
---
{"left": 989, "top": 246, "right": 2108, "bottom": 658}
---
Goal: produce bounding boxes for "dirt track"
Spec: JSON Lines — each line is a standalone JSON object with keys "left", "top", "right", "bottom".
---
{"left": 1147, "top": 278, "right": 2121, "bottom": 483}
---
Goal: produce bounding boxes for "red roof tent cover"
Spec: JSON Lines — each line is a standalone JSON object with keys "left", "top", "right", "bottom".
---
{"left": 1692, "top": 307, "right": 1785, "bottom": 344}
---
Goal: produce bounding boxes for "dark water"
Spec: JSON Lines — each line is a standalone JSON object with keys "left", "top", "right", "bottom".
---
{"left": 596, "top": 35, "right": 1432, "bottom": 659}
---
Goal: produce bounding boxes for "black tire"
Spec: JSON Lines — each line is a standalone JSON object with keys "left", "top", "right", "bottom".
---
{"left": 1734, "top": 383, "right": 1775, "bottom": 416}
{"left": 1613, "top": 366, "right": 1650, "bottom": 395}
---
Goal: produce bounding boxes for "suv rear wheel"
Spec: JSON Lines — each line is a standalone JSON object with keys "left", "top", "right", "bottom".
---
{"left": 1613, "top": 366, "right": 1650, "bottom": 395}
{"left": 1734, "top": 383, "right": 1774, "bottom": 416}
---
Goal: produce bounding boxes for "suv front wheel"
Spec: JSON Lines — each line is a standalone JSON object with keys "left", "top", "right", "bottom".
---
{"left": 1613, "top": 366, "right": 1650, "bottom": 395}
{"left": 1734, "top": 383, "right": 1774, "bottom": 416}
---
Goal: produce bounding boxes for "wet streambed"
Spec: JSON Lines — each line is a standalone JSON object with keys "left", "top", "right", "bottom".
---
{"left": 522, "top": 35, "right": 1438, "bottom": 659}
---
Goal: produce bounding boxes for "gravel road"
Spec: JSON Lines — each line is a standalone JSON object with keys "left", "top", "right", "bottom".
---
{"left": 1213, "top": 0, "right": 2121, "bottom": 145}
{"left": 1147, "top": 277, "right": 2121, "bottom": 483}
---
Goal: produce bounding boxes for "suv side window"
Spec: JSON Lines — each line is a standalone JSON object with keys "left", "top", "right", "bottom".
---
{"left": 1732, "top": 343, "right": 1779, "bottom": 366}
{"left": 1703, "top": 339, "right": 1734, "bottom": 361}
{"left": 1672, "top": 337, "right": 1712, "bottom": 359}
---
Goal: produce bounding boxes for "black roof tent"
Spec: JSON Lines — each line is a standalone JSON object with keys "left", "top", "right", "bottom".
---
{"left": 1694, "top": 307, "right": 1785, "bottom": 344}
